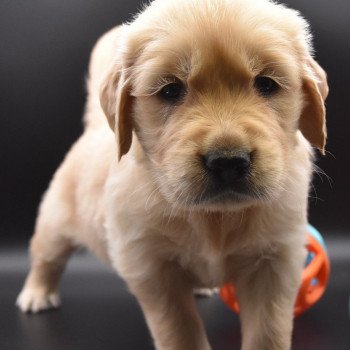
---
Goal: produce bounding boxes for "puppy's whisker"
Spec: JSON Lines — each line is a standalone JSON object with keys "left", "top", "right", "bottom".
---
{"left": 313, "top": 164, "right": 333, "bottom": 188}
{"left": 144, "top": 185, "right": 162, "bottom": 212}
{"left": 308, "top": 182, "right": 324, "bottom": 204}
{"left": 324, "top": 149, "right": 336, "bottom": 159}
{"left": 238, "top": 210, "right": 246, "bottom": 228}
{"left": 129, "top": 178, "right": 156, "bottom": 199}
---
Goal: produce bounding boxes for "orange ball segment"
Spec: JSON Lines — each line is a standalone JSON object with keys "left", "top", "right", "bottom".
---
{"left": 220, "top": 226, "right": 330, "bottom": 317}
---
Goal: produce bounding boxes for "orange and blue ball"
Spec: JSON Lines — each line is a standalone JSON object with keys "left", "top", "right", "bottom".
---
{"left": 220, "top": 225, "right": 330, "bottom": 317}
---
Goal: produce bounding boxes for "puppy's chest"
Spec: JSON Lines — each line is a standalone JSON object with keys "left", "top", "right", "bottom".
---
{"left": 181, "top": 250, "right": 229, "bottom": 288}
{"left": 170, "top": 216, "right": 247, "bottom": 287}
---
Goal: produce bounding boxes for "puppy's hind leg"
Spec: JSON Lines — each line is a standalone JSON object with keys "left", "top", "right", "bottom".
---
{"left": 16, "top": 226, "right": 75, "bottom": 313}
{"left": 16, "top": 196, "right": 77, "bottom": 314}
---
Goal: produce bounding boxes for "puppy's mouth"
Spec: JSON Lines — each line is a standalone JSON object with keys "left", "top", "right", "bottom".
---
{"left": 194, "top": 180, "right": 259, "bottom": 205}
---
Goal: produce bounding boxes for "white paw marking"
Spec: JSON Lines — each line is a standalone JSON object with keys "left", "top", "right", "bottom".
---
{"left": 16, "top": 288, "right": 61, "bottom": 313}
{"left": 194, "top": 288, "right": 219, "bottom": 297}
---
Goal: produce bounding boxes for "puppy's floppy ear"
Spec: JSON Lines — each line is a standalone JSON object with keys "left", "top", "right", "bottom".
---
{"left": 100, "top": 66, "right": 134, "bottom": 161}
{"left": 299, "top": 57, "right": 328, "bottom": 154}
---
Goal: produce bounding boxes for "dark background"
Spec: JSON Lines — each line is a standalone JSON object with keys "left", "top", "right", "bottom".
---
{"left": 1, "top": 0, "right": 349, "bottom": 242}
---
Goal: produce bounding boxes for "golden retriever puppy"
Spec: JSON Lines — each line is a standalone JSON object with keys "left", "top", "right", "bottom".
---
{"left": 17, "top": 0, "right": 328, "bottom": 349}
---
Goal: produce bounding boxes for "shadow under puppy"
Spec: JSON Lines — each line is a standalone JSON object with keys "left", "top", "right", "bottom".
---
{"left": 17, "top": 0, "right": 328, "bottom": 349}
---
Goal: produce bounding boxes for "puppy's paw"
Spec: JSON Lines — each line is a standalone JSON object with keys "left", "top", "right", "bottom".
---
{"left": 16, "top": 288, "right": 61, "bottom": 313}
{"left": 194, "top": 288, "right": 219, "bottom": 297}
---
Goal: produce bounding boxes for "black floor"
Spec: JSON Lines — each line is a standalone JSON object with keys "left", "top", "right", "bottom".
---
{"left": 1, "top": 236, "right": 349, "bottom": 350}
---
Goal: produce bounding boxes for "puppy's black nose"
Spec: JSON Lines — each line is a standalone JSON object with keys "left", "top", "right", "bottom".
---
{"left": 203, "top": 151, "right": 251, "bottom": 182}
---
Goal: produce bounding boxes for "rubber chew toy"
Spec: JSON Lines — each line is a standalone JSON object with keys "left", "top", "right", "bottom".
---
{"left": 220, "top": 225, "right": 331, "bottom": 317}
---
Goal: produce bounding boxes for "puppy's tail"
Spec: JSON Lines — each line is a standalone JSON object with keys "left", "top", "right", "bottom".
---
{"left": 83, "top": 26, "right": 121, "bottom": 129}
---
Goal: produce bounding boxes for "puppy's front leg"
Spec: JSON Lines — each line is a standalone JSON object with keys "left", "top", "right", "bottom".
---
{"left": 234, "top": 246, "right": 305, "bottom": 350}
{"left": 124, "top": 262, "right": 211, "bottom": 350}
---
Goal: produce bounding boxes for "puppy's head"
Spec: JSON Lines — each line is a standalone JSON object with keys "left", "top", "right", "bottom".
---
{"left": 100, "top": 0, "right": 328, "bottom": 210}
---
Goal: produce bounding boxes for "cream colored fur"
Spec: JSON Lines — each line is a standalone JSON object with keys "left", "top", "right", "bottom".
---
{"left": 17, "top": 1, "right": 328, "bottom": 349}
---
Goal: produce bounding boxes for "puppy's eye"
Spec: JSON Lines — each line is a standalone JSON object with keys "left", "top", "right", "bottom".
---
{"left": 159, "top": 82, "right": 185, "bottom": 102}
{"left": 254, "top": 76, "right": 279, "bottom": 97}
